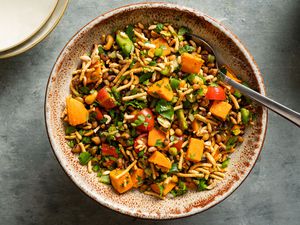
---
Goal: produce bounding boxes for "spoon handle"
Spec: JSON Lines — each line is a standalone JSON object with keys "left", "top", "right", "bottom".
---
{"left": 220, "top": 72, "right": 300, "bottom": 127}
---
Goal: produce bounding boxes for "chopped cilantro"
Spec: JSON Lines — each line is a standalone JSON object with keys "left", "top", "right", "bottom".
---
{"left": 98, "top": 46, "right": 105, "bottom": 54}
{"left": 226, "top": 136, "right": 238, "bottom": 150}
{"left": 179, "top": 45, "right": 195, "bottom": 54}
{"left": 178, "top": 26, "right": 190, "bottom": 36}
{"left": 171, "top": 181, "right": 187, "bottom": 197}
{"left": 155, "top": 23, "right": 164, "bottom": 33}
{"left": 148, "top": 61, "right": 157, "bottom": 66}
{"left": 154, "top": 139, "right": 164, "bottom": 148}
{"left": 221, "top": 158, "right": 230, "bottom": 168}
{"left": 111, "top": 86, "right": 121, "bottom": 102}
{"left": 78, "top": 86, "right": 90, "bottom": 95}
{"left": 139, "top": 72, "right": 152, "bottom": 83}
{"left": 155, "top": 99, "right": 174, "bottom": 120}
{"left": 124, "top": 100, "right": 147, "bottom": 109}
{"left": 138, "top": 150, "right": 145, "bottom": 157}
{"left": 125, "top": 24, "right": 134, "bottom": 41}
{"left": 82, "top": 136, "right": 91, "bottom": 144}
{"left": 197, "top": 178, "right": 207, "bottom": 191}
{"left": 65, "top": 126, "right": 76, "bottom": 135}
{"left": 92, "top": 164, "right": 100, "bottom": 172}
{"left": 131, "top": 115, "right": 145, "bottom": 127}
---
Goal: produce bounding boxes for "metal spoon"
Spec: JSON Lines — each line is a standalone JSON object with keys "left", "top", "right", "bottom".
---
{"left": 187, "top": 33, "right": 300, "bottom": 127}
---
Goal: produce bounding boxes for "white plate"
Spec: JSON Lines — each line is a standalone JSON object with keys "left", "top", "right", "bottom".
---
{"left": 0, "top": 0, "right": 59, "bottom": 52}
{"left": 0, "top": 0, "right": 68, "bottom": 59}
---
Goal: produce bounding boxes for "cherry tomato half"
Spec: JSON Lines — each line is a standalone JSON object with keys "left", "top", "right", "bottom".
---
{"left": 134, "top": 108, "right": 155, "bottom": 132}
{"left": 96, "top": 87, "right": 117, "bottom": 109}
{"left": 172, "top": 136, "right": 184, "bottom": 151}
{"left": 134, "top": 134, "right": 148, "bottom": 153}
{"left": 205, "top": 86, "right": 226, "bottom": 100}
{"left": 101, "top": 143, "right": 118, "bottom": 158}
{"left": 95, "top": 107, "right": 103, "bottom": 121}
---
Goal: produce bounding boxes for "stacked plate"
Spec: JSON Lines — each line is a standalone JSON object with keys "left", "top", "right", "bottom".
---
{"left": 0, "top": 0, "right": 68, "bottom": 59}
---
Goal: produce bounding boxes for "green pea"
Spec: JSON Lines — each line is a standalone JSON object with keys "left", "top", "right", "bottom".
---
{"left": 241, "top": 108, "right": 250, "bottom": 124}
{"left": 169, "top": 147, "right": 178, "bottom": 156}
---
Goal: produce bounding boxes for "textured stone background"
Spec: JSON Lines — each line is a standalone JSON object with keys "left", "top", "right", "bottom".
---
{"left": 0, "top": 0, "right": 299, "bottom": 224}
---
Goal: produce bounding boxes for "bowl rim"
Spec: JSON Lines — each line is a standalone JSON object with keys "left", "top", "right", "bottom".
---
{"left": 44, "top": 2, "right": 268, "bottom": 220}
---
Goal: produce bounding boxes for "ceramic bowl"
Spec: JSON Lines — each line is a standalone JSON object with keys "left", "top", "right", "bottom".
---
{"left": 45, "top": 2, "right": 267, "bottom": 219}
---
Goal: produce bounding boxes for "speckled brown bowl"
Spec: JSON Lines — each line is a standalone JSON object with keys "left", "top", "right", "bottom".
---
{"left": 45, "top": 2, "right": 267, "bottom": 219}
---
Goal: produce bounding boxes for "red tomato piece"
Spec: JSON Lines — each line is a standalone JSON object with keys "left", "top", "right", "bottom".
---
{"left": 205, "top": 86, "right": 226, "bottom": 100}
{"left": 95, "top": 107, "right": 103, "bottom": 121}
{"left": 134, "top": 108, "right": 155, "bottom": 132}
{"left": 101, "top": 144, "right": 119, "bottom": 158}
{"left": 96, "top": 87, "right": 117, "bottom": 109}
{"left": 134, "top": 134, "right": 148, "bottom": 153}
{"left": 172, "top": 136, "right": 184, "bottom": 151}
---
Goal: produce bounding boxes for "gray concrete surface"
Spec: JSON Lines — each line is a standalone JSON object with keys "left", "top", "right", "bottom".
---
{"left": 0, "top": 0, "right": 299, "bottom": 224}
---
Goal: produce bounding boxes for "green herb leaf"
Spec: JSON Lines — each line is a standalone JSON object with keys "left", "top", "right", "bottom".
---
{"left": 78, "top": 152, "right": 92, "bottom": 165}
{"left": 197, "top": 178, "right": 207, "bottom": 191}
{"left": 78, "top": 86, "right": 90, "bottom": 95}
{"left": 179, "top": 45, "right": 195, "bottom": 54}
{"left": 98, "top": 46, "right": 105, "bottom": 54}
{"left": 131, "top": 115, "right": 145, "bottom": 127}
{"left": 148, "top": 61, "right": 157, "bottom": 66}
{"left": 171, "top": 180, "right": 187, "bottom": 197}
{"left": 155, "top": 23, "right": 164, "bottom": 33}
{"left": 125, "top": 24, "right": 134, "bottom": 41}
{"left": 169, "top": 163, "right": 179, "bottom": 174}
{"left": 92, "top": 164, "right": 100, "bottom": 172}
{"left": 155, "top": 99, "right": 174, "bottom": 120}
{"left": 154, "top": 139, "right": 164, "bottom": 148}
{"left": 226, "top": 136, "right": 238, "bottom": 150}
{"left": 139, "top": 72, "right": 152, "bottom": 83}
{"left": 221, "top": 158, "right": 230, "bottom": 168}
{"left": 178, "top": 26, "right": 190, "bottom": 36}
{"left": 124, "top": 100, "right": 147, "bottom": 109}
{"left": 65, "top": 126, "right": 76, "bottom": 135}
{"left": 82, "top": 136, "right": 91, "bottom": 144}
{"left": 138, "top": 150, "right": 145, "bottom": 157}
{"left": 111, "top": 86, "right": 121, "bottom": 102}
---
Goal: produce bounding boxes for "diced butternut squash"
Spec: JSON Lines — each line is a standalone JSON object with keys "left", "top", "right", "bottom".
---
{"left": 210, "top": 101, "right": 232, "bottom": 121}
{"left": 131, "top": 168, "right": 145, "bottom": 188}
{"left": 148, "top": 151, "right": 171, "bottom": 169}
{"left": 147, "top": 78, "right": 174, "bottom": 101}
{"left": 66, "top": 96, "right": 89, "bottom": 126}
{"left": 224, "top": 65, "right": 241, "bottom": 83}
{"left": 148, "top": 38, "right": 171, "bottom": 56}
{"left": 86, "top": 61, "right": 102, "bottom": 84}
{"left": 151, "top": 181, "right": 176, "bottom": 196}
{"left": 191, "top": 119, "right": 201, "bottom": 133}
{"left": 186, "top": 138, "right": 204, "bottom": 162}
{"left": 181, "top": 53, "right": 204, "bottom": 74}
{"left": 148, "top": 128, "right": 166, "bottom": 147}
{"left": 109, "top": 169, "right": 133, "bottom": 194}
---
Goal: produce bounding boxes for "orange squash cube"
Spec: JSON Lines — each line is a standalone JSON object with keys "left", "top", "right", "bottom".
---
{"left": 186, "top": 138, "right": 204, "bottom": 162}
